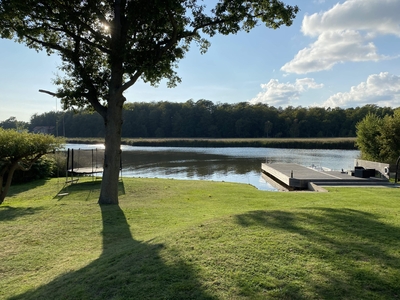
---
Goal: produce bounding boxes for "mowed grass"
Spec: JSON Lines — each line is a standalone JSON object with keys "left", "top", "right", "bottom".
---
{"left": 1, "top": 178, "right": 400, "bottom": 299}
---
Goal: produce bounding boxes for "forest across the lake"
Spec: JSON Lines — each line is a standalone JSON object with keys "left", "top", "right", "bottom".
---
{"left": 1, "top": 101, "right": 393, "bottom": 142}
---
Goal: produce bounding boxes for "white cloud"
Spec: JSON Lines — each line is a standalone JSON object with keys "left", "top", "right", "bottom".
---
{"left": 302, "top": 0, "right": 400, "bottom": 37}
{"left": 322, "top": 72, "right": 400, "bottom": 108}
{"left": 282, "top": 0, "right": 400, "bottom": 74}
{"left": 249, "top": 78, "right": 323, "bottom": 106}
{"left": 281, "top": 30, "right": 385, "bottom": 74}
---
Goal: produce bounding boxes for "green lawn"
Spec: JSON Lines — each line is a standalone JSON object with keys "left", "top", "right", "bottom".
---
{"left": 1, "top": 178, "right": 400, "bottom": 299}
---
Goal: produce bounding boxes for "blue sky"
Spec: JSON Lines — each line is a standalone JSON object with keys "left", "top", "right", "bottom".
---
{"left": 1, "top": 0, "right": 400, "bottom": 122}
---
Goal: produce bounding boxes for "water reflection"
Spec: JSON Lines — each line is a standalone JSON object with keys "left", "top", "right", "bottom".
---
{"left": 121, "top": 150, "right": 267, "bottom": 188}
{"left": 65, "top": 144, "right": 360, "bottom": 191}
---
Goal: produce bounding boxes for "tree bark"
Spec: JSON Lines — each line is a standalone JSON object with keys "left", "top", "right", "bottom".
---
{"left": 98, "top": 99, "right": 123, "bottom": 205}
{"left": 97, "top": 0, "right": 126, "bottom": 205}
{"left": 0, "top": 162, "right": 19, "bottom": 204}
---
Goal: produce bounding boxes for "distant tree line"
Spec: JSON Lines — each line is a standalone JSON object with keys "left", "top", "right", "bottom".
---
{"left": 1, "top": 100, "right": 395, "bottom": 138}
{"left": 0, "top": 116, "right": 29, "bottom": 131}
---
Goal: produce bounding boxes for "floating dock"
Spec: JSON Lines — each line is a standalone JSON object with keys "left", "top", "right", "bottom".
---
{"left": 261, "top": 163, "right": 391, "bottom": 191}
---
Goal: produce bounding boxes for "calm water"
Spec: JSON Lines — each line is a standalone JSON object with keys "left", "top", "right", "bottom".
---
{"left": 65, "top": 144, "right": 360, "bottom": 191}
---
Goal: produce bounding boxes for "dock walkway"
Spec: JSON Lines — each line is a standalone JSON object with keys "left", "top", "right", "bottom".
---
{"left": 261, "top": 163, "right": 391, "bottom": 190}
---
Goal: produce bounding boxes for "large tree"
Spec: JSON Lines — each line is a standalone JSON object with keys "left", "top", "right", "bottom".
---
{"left": 0, "top": 128, "right": 64, "bottom": 204}
{"left": 0, "top": 0, "right": 298, "bottom": 204}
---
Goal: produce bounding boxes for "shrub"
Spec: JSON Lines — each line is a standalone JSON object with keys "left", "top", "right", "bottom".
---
{"left": 11, "top": 155, "right": 60, "bottom": 183}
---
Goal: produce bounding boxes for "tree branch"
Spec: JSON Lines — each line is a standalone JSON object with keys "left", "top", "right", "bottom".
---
{"left": 39, "top": 89, "right": 58, "bottom": 97}
{"left": 119, "top": 70, "right": 142, "bottom": 93}
{"left": 23, "top": 32, "right": 74, "bottom": 56}
{"left": 17, "top": 153, "right": 44, "bottom": 172}
{"left": 55, "top": 23, "right": 112, "bottom": 54}
{"left": 40, "top": 1, "right": 112, "bottom": 52}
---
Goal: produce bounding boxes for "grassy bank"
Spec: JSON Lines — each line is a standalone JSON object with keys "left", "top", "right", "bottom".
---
{"left": 67, "top": 137, "right": 357, "bottom": 150}
{"left": 1, "top": 178, "right": 399, "bottom": 299}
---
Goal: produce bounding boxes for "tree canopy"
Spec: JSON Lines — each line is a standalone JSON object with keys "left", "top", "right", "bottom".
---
{"left": 0, "top": 128, "right": 64, "bottom": 204}
{"left": 356, "top": 109, "right": 400, "bottom": 163}
{"left": 0, "top": 0, "right": 299, "bottom": 204}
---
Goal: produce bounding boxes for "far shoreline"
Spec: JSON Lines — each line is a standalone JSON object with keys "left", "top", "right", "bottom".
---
{"left": 66, "top": 137, "right": 358, "bottom": 150}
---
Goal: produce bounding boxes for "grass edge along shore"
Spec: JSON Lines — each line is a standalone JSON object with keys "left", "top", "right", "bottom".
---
{"left": 1, "top": 177, "right": 399, "bottom": 299}
{"left": 67, "top": 137, "right": 357, "bottom": 150}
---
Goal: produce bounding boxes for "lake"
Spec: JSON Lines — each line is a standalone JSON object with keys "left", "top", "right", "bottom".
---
{"left": 65, "top": 144, "right": 360, "bottom": 191}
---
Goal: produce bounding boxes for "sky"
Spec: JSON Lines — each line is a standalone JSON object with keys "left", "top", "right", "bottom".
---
{"left": 1, "top": 0, "right": 400, "bottom": 122}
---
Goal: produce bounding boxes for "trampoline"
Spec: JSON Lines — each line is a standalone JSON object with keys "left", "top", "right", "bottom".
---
{"left": 65, "top": 148, "right": 122, "bottom": 184}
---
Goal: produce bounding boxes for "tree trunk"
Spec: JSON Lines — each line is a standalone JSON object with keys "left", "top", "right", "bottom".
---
{"left": 98, "top": 100, "right": 123, "bottom": 205}
{"left": 0, "top": 162, "right": 19, "bottom": 204}
{"left": 98, "top": 0, "right": 126, "bottom": 205}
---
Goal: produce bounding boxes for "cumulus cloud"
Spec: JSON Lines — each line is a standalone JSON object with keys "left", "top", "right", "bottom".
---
{"left": 302, "top": 0, "right": 400, "bottom": 37}
{"left": 281, "top": 31, "right": 385, "bottom": 74}
{"left": 322, "top": 72, "right": 400, "bottom": 108}
{"left": 282, "top": 0, "right": 400, "bottom": 74}
{"left": 249, "top": 78, "right": 323, "bottom": 106}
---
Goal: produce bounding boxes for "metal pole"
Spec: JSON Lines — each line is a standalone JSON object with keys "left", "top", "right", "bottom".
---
{"left": 71, "top": 149, "right": 74, "bottom": 183}
{"left": 66, "top": 148, "right": 70, "bottom": 182}
{"left": 120, "top": 150, "right": 123, "bottom": 180}
{"left": 92, "top": 149, "right": 94, "bottom": 180}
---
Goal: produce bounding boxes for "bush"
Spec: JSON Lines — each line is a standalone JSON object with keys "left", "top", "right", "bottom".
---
{"left": 48, "top": 151, "right": 68, "bottom": 178}
{"left": 0, "top": 128, "right": 64, "bottom": 203}
{"left": 11, "top": 154, "right": 66, "bottom": 184}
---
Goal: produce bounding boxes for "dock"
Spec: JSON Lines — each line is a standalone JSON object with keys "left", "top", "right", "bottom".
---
{"left": 261, "top": 163, "right": 391, "bottom": 191}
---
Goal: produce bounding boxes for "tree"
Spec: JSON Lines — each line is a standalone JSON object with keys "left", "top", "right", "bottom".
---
{"left": 378, "top": 109, "right": 400, "bottom": 163}
{"left": 0, "top": 116, "right": 29, "bottom": 131}
{"left": 356, "top": 110, "right": 400, "bottom": 163}
{"left": 0, "top": 128, "right": 64, "bottom": 204}
{"left": 355, "top": 113, "right": 384, "bottom": 161}
{"left": 0, "top": 0, "right": 298, "bottom": 204}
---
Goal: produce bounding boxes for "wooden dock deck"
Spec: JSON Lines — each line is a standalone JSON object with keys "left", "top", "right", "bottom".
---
{"left": 261, "top": 163, "right": 391, "bottom": 191}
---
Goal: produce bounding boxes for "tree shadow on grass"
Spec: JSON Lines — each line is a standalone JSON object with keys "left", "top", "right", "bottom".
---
{"left": 11, "top": 197, "right": 214, "bottom": 299}
{"left": 54, "top": 179, "right": 126, "bottom": 201}
{"left": 0, "top": 206, "right": 42, "bottom": 221}
{"left": 235, "top": 208, "right": 400, "bottom": 299}
{"left": 6, "top": 179, "right": 48, "bottom": 198}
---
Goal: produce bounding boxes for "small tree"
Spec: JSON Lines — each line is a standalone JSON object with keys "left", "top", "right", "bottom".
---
{"left": 378, "top": 109, "right": 400, "bottom": 163}
{"left": 355, "top": 113, "right": 383, "bottom": 161}
{"left": 356, "top": 110, "right": 400, "bottom": 163}
{"left": 0, "top": 128, "right": 64, "bottom": 204}
{"left": 0, "top": 0, "right": 298, "bottom": 204}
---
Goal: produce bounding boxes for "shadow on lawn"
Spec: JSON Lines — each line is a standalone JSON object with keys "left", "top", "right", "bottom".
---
{"left": 6, "top": 178, "right": 48, "bottom": 198}
{"left": 11, "top": 189, "right": 214, "bottom": 299}
{"left": 236, "top": 208, "right": 400, "bottom": 299}
{"left": 0, "top": 206, "right": 42, "bottom": 221}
